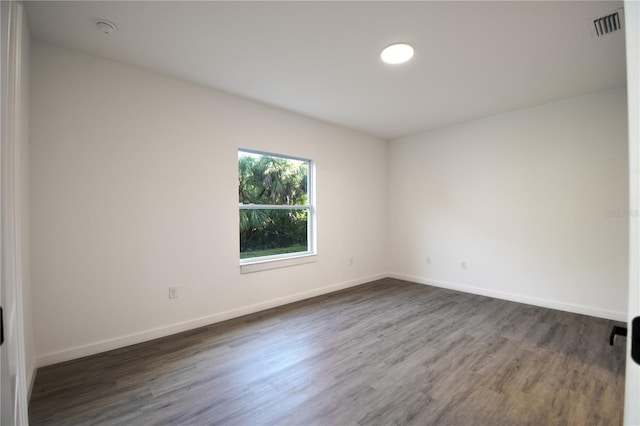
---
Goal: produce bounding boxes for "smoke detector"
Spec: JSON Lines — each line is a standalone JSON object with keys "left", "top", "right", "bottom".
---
{"left": 591, "top": 9, "right": 624, "bottom": 37}
{"left": 96, "top": 20, "right": 117, "bottom": 35}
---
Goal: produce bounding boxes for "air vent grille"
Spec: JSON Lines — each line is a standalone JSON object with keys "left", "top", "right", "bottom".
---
{"left": 592, "top": 10, "right": 623, "bottom": 37}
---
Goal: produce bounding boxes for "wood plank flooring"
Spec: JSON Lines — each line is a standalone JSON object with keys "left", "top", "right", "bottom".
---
{"left": 29, "top": 279, "right": 627, "bottom": 425}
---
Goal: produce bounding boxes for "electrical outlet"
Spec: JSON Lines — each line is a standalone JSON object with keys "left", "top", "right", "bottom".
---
{"left": 168, "top": 287, "right": 178, "bottom": 299}
{"left": 461, "top": 261, "right": 467, "bottom": 270}
{"left": 426, "top": 257, "right": 431, "bottom": 264}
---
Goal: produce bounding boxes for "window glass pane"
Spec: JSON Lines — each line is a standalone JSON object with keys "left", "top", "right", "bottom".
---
{"left": 239, "top": 209, "right": 308, "bottom": 259}
{"left": 238, "top": 151, "right": 308, "bottom": 206}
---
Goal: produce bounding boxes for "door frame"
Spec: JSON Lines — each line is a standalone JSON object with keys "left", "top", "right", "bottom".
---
{"left": 0, "top": 0, "right": 29, "bottom": 424}
{"left": 624, "top": 1, "right": 640, "bottom": 424}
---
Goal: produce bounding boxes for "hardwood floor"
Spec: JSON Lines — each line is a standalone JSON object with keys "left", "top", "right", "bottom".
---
{"left": 29, "top": 279, "right": 626, "bottom": 425}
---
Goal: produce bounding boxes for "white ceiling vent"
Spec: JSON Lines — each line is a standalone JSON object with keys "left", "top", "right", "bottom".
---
{"left": 591, "top": 9, "right": 624, "bottom": 37}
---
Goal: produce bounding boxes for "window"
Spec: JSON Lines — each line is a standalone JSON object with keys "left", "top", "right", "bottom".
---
{"left": 238, "top": 149, "right": 314, "bottom": 264}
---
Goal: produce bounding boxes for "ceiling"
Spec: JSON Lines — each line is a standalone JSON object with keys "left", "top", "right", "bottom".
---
{"left": 24, "top": 1, "right": 627, "bottom": 140}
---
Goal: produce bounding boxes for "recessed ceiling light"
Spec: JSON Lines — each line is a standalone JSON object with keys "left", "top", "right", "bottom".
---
{"left": 380, "top": 43, "right": 414, "bottom": 65}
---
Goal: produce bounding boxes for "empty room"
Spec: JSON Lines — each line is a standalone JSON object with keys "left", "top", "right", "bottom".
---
{"left": 1, "top": 0, "right": 639, "bottom": 425}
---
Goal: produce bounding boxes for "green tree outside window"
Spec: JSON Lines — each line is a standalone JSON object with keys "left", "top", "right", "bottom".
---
{"left": 238, "top": 151, "right": 311, "bottom": 260}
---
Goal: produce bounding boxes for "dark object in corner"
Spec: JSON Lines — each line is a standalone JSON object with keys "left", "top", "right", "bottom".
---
{"left": 609, "top": 325, "right": 627, "bottom": 345}
{"left": 633, "top": 317, "right": 640, "bottom": 364}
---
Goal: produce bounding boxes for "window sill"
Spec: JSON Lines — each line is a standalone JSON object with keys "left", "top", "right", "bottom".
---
{"left": 240, "top": 253, "right": 317, "bottom": 274}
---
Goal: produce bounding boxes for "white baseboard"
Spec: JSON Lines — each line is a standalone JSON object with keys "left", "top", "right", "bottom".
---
{"left": 36, "top": 271, "right": 626, "bottom": 367}
{"left": 36, "top": 273, "right": 387, "bottom": 367}
{"left": 388, "top": 272, "right": 627, "bottom": 322}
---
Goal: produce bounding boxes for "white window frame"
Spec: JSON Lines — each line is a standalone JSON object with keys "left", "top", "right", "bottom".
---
{"left": 238, "top": 148, "right": 316, "bottom": 273}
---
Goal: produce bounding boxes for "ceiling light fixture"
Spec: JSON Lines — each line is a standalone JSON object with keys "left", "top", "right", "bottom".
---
{"left": 96, "top": 19, "right": 117, "bottom": 35}
{"left": 380, "top": 43, "right": 414, "bottom": 65}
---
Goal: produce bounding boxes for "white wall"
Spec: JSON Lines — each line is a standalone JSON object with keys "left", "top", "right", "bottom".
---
{"left": 29, "top": 41, "right": 388, "bottom": 366}
{"left": 388, "top": 87, "right": 629, "bottom": 320}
